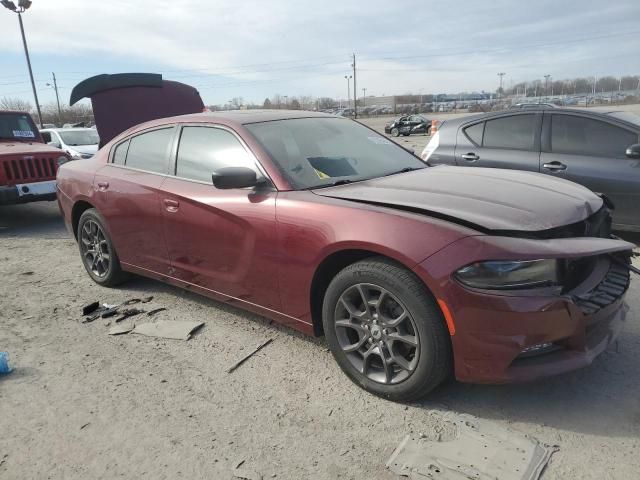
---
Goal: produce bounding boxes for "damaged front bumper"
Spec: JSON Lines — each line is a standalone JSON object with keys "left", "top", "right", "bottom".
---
{"left": 416, "top": 235, "right": 634, "bottom": 384}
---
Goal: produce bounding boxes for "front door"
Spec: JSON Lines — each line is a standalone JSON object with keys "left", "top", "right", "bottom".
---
{"left": 540, "top": 112, "right": 640, "bottom": 229}
{"left": 160, "top": 124, "right": 280, "bottom": 310}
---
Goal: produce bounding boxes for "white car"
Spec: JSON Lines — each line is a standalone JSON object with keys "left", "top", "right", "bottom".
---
{"left": 40, "top": 128, "right": 100, "bottom": 159}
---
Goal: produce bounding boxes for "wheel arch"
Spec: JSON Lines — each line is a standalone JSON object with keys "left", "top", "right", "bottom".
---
{"left": 71, "top": 200, "right": 96, "bottom": 240}
{"left": 309, "top": 249, "right": 441, "bottom": 337}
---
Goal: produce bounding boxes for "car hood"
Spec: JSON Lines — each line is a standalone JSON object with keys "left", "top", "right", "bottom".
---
{"left": 68, "top": 144, "right": 99, "bottom": 155}
{"left": 312, "top": 166, "right": 603, "bottom": 232}
{"left": 0, "top": 141, "right": 64, "bottom": 157}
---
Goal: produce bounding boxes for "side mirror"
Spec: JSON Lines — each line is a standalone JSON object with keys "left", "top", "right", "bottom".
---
{"left": 625, "top": 144, "right": 640, "bottom": 159}
{"left": 48, "top": 141, "right": 61, "bottom": 149}
{"left": 212, "top": 167, "right": 260, "bottom": 189}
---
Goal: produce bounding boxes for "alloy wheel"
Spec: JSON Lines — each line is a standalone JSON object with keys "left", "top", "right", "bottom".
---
{"left": 80, "top": 219, "right": 111, "bottom": 278}
{"left": 334, "top": 283, "right": 420, "bottom": 384}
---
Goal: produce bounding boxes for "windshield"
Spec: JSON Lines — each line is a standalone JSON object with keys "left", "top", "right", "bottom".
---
{"left": 59, "top": 130, "right": 100, "bottom": 146}
{"left": 246, "top": 117, "right": 425, "bottom": 189}
{"left": 0, "top": 112, "right": 39, "bottom": 141}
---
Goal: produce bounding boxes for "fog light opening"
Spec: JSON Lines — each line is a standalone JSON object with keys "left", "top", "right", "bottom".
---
{"left": 519, "top": 342, "right": 555, "bottom": 357}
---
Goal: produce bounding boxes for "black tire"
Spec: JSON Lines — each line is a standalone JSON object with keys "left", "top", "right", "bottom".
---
{"left": 77, "top": 208, "right": 128, "bottom": 287}
{"left": 391, "top": 127, "right": 400, "bottom": 137}
{"left": 322, "top": 257, "right": 452, "bottom": 401}
{"left": 402, "top": 132, "right": 410, "bottom": 136}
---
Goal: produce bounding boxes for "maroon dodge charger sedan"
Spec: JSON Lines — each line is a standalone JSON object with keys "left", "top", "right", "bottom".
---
{"left": 57, "top": 107, "right": 634, "bottom": 400}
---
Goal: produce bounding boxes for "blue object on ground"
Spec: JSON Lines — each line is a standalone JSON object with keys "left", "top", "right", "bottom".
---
{"left": 0, "top": 352, "right": 12, "bottom": 374}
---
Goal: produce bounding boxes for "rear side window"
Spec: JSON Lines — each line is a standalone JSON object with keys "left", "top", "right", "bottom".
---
{"left": 175, "top": 126, "right": 256, "bottom": 183}
{"left": 125, "top": 128, "right": 174, "bottom": 173}
{"left": 463, "top": 122, "right": 484, "bottom": 145}
{"left": 112, "top": 139, "right": 129, "bottom": 165}
{"left": 483, "top": 114, "right": 536, "bottom": 150}
{"left": 550, "top": 115, "right": 638, "bottom": 158}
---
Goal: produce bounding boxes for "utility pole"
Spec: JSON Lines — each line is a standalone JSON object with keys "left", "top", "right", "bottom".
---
{"left": 544, "top": 75, "right": 551, "bottom": 99}
{"left": 47, "top": 72, "right": 62, "bottom": 125}
{"left": 362, "top": 88, "right": 366, "bottom": 108}
{"left": 352, "top": 53, "right": 357, "bottom": 119}
{"left": 497, "top": 72, "right": 505, "bottom": 99}
{"left": 2, "top": 0, "right": 43, "bottom": 127}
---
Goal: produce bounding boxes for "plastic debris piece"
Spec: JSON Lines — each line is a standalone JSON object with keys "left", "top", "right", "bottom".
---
{"left": 0, "top": 352, "right": 12, "bottom": 374}
{"left": 132, "top": 321, "right": 204, "bottom": 340}
{"left": 108, "top": 322, "right": 136, "bottom": 335}
{"left": 141, "top": 296, "right": 154, "bottom": 303}
{"left": 386, "top": 413, "right": 558, "bottom": 480}
{"left": 147, "top": 307, "right": 167, "bottom": 317}
{"left": 227, "top": 339, "right": 273, "bottom": 373}
{"left": 122, "top": 298, "right": 142, "bottom": 306}
{"left": 114, "top": 308, "right": 145, "bottom": 323}
{"left": 82, "top": 301, "right": 100, "bottom": 316}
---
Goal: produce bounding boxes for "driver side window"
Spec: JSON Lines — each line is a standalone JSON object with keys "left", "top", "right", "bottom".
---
{"left": 175, "top": 126, "right": 258, "bottom": 183}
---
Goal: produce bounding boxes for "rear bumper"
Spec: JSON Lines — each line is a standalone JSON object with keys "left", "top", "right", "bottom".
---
{"left": 0, "top": 180, "right": 57, "bottom": 205}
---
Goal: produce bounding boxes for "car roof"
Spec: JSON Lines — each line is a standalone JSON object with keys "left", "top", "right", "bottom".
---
{"left": 441, "top": 107, "right": 640, "bottom": 129}
{"left": 127, "top": 110, "right": 343, "bottom": 133}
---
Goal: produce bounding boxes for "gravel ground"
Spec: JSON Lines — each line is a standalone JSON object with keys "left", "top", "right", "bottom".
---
{"left": 2, "top": 114, "right": 640, "bottom": 479}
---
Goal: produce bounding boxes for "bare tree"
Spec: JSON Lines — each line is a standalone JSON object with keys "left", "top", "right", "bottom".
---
{"left": 1, "top": 97, "right": 32, "bottom": 112}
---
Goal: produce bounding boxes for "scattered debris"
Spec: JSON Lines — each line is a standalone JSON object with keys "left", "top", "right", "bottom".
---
{"left": 147, "top": 307, "right": 167, "bottom": 317}
{"left": 108, "top": 323, "right": 136, "bottom": 335}
{"left": 80, "top": 422, "right": 90, "bottom": 430}
{"left": 122, "top": 298, "right": 142, "bottom": 306}
{"left": 386, "top": 413, "right": 558, "bottom": 480}
{"left": 131, "top": 321, "right": 204, "bottom": 340}
{"left": 0, "top": 352, "right": 12, "bottom": 374}
{"left": 232, "top": 460, "right": 262, "bottom": 480}
{"left": 227, "top": 339, "right": 274, "bottom": 373}
{"left": 20, "top": 271, "right": 34, "bottom": 276}
{"left": 114, "top": 308, "right": 146, "bottom": 323}
{"left": 141, "top": 296, "right": 154, "bottom": 303}
{"left": 82, "top": 301, "right": 100, "bottom": 316}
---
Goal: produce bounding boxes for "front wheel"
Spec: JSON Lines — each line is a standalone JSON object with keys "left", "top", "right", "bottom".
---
{"left": 322, "top": 257, "right": 452, "bottom": 401}
{"left": 391, "top": 127, "right": 400, "bottom": 137}
{"left": 77, "top": 208, "right": 128, "bottom": 287}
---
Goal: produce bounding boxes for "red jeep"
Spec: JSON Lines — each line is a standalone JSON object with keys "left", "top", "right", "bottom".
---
{"left": 0, "top": 110, "right": 69, "bottom": 205}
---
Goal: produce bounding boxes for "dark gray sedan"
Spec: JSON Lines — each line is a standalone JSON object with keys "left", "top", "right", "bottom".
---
{"left": 422, "top": 108, "right": 640, "bottom": 231}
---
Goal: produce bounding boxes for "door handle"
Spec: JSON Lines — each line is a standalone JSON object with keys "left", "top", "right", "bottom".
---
{"left": 97, "top": 181, "right": 109, "bottom": 191}
{"left": 461, "top": 153, "right": 479, "bottom": 161}
{"left": 543, "top": 161, "right": 567, "bottom": 171}
{"left": 163, "top": 199, "right": 179, "bottom": 212}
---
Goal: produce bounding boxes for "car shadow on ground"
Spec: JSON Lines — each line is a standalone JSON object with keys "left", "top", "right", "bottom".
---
{"left": 0, "top": 202, "right": 67, "bottom": 239}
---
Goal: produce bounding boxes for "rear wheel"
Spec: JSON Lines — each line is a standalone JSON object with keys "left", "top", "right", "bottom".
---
{"left": 322, "top": 257, "right": 452, "bottom": 401}
{"left": 77, "top": 208, "right": 128, "bottom": 287}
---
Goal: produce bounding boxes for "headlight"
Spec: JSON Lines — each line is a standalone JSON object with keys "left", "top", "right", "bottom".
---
{"left": 454, "top": 259, "right": 558, "bottom": 290}
{"left": 57, "top": 155, "right": 70, "bottom": 166}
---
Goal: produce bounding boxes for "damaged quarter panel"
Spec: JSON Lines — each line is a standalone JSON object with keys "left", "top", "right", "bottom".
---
{"left": 275, "top": 191, "right": 478, "bottom": 324}
{"left": 416, "top": 234, "right": 634, "bottom": 383}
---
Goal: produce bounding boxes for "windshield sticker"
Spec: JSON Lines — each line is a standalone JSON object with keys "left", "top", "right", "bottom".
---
{"left": 367, "top": 136, "right": 392, "bottom": 145}
{"left": 13, "top": 130, "right": 35, "bottom": 138}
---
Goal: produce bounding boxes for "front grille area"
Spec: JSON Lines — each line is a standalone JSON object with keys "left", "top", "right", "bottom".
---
{"left": 573, "top": 259, "right": 631, "bottom": 315}
{"left": 2, "top": 156, "right": 58, "bottom": 184}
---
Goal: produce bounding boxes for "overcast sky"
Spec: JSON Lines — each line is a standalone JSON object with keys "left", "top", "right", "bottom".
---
{"left": 0, "top": 0, "right": 639, "bottom": 107}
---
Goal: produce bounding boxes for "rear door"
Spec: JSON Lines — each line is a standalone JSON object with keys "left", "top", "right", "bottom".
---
{"left": 454, "top": 112, "right": 542, "bottom": 171}
{"left": 540, "top": 112, "right": 640, "bottom": 229}
{"left": 95, "top": 126, "right": 175, "bottom": 274}
{"left": 159, "top": 124, "right": 281, "bottom": 310}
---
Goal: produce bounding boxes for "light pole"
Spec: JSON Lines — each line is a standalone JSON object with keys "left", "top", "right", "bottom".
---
{"left": 2, "top": 0, "right": 43, "bottom": 127}
{"left": 344, "top": 75, "right": 352, "bottom": 110}
{"left": 46, "top": 72, "right": 62, "bottom": 126}
{"left": 283, "top": 95, "right": 288, "bottom": 108}
{"left": 497, "top": 72, "right": 505, "bottom": 99}
{"left": 544, "top": 75, "right": 551, "bottom": 99}
{"left": 362, "top": 88, "right": 366, "bottom": 108}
